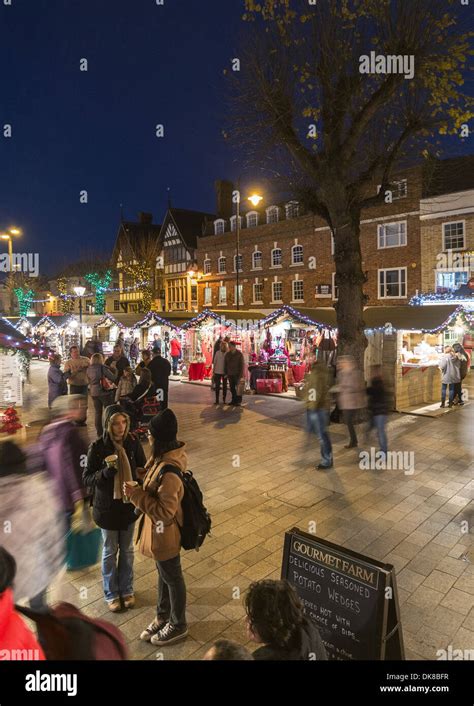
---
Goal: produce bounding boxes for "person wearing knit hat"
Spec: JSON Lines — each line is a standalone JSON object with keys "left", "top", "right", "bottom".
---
{"left": 124, "top": 408, "right": 188, "bottom": 646}
{"left": 82, "top": 406, "right": 147, "bottom": 612}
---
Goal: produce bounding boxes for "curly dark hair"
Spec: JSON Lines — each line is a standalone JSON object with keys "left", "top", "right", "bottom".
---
{"left": 0, "top": 546, "right": 16, "bottom": 594}
{"left": 245, "top": 580, "right": 305, "bottom": 649}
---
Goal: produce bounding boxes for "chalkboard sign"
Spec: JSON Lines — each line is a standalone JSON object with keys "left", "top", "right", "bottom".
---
{"left": 281, "top": 528, "right": 404, "bottom": 660}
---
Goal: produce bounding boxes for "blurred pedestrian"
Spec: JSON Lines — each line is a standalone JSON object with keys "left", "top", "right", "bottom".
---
{"left": 63, "top": 345, "right": 90, "bottom": 425}
{"left": 129, "top": 337, "right": 140, "bottom": 367}
{"left": 83, "top": 407, "right": 146, "bottom": 612}
{"left": 47, "top": 354, "right": 68, "bottom": 409}
{"left": 335, "top": 356, "right": 366, "bottom": 448}
{"left": 452, "top": 342, "right": 468, "bottom": 405}
{"left": 0, "top": 440, "right": 65, "bottom": 612}
{"left": 131, "top": 409, "right": 188, "bottom": 646}
{"left": 304, "top": 358, "right": 333, "bottom": 469}
{"left": 39, "top": 394, "right": 89, "bottom": 524}
{"left": 245, "top": 580, "right": 327, "bottom": 660}
{"left": 86, "top": 353, "right": 117, "bottom": 437}
{"left": 366, "top": 365, "right": 388, "bottom": 456}
{"left": 224, "top": 341, "right": 244, "bottom": 406}
{"left": 0, "top": 547, "right": 45, "bottom": 660}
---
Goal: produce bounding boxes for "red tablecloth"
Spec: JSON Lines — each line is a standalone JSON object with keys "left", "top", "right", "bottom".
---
{"left": 291, "top": 364, "right": 306, "bottom": 383}
{"left": 188, "top": 362, "right": 206, "bottom": 381}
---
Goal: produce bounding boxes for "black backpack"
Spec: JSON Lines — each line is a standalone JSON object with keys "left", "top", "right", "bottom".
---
{"left": 159, "top": 464, "right": 211, "bottom": 551}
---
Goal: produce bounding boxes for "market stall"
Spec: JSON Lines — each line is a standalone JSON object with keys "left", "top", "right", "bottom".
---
{"left": 252, "top": 306, "right": 337, "bottom": 394}
{"left": 94, "top": 313, "right": 141, "bottom": 357}
{"left": 31, "top": 315, "right": 75, "bottom": 357}
{"left": 363, "top": 305, "right": 473, "bottom": 413}
{"left": 134, "top": 312, "right": 182, "bottom": 361}
{"left": 0, "top": 317, "right": 34, "bottom": 409}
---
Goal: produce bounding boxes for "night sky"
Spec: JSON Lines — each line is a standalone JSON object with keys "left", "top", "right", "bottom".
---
{"left": 0, "top": 0, "right": 243, "bottom": 275}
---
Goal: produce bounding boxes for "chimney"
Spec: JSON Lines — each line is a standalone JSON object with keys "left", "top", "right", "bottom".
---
{"left": 214, "top": 180, "right": 234, "bottom": 220}
{"left": 138, "top": 212, "right": 153, "bottom": 224}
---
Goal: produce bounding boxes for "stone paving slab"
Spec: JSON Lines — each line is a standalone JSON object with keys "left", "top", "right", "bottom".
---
{"left": 20, "top": 362, "right": 474, "bottom": 660}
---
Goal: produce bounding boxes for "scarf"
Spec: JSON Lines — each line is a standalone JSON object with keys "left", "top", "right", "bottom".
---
{"left": 111, "top": 437, "right": 133, "bottom": 500}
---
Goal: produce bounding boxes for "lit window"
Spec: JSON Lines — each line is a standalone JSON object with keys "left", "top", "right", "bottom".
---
{"left": 435, "top": 271, "right": 468, "bottom": 293}
{"left": 378, "top": 268, "right": 407, "bottom": 298}
{"left": 252, "top": 251, "right": 262, "bottom": 269}
{"left": 246, "top": 212, "right": 259, "bottom": 228}
{"left": 378, "top": 221, "right": 407, "bottom": 249}
{"left": 443, "top": 222, "right": 465, "bottom": 251}
{"left": 218, "top": 286, "right": 227, "bottom": 304}
{"left": 204, "top": 287, "right": 212, "bottom": 305}
{"left": 271, "top": 248, "right": 282, "bottom": 267}
{"left": 285, "top": 201, "right": 299, "bottom": 219}
{"left": 266, "top": 206, "right": 280, "bottom": 224}
{"left": 291, "top": 245, "right": 304, "bottom": 265}
{"left": 234, "top": 285, "right": 243, "bottom": 305}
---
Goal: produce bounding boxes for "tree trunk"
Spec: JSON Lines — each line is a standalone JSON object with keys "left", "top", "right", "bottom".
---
{"left": 331, "top": 207, "right": 367, "bottom": 371}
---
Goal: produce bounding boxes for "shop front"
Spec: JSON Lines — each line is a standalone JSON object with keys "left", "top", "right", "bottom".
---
{"left": 252, "top": 306, "right": 337, "bottom": 395}
{"left": 94, "top": 313, "right": 141, "bottom": 357}
{"left": 364, "top": 305, "right": 473, "bottom": 413}
{"left": 134, "top": 312, "right": 182, "bottom": 361}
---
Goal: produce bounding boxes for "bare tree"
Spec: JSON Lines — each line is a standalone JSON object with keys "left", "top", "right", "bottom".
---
{"left": 229, "top": 0, "right": 473, "bottom": 365}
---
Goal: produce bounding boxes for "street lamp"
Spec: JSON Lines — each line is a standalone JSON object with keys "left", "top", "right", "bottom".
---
{"left": 235, "top": 191, "right": 263, "bottom": 311}
{"left": 74, "top": 285, "right": 86, "bottom": 351}
{"left": 0, "top": 227, "right": 21, "bottom": 272}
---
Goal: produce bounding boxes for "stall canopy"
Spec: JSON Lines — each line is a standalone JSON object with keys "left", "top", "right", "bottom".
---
{"left": 135, "top": 312, "right": 181, "bottom": 331}
{"left": 258, "top": 305, "right": 337, "bottom": 330}
{"left": 363, "top": 305, "right": 465, "bottom": 333}
{"left": 95, "top": 313, "right": 142, "bottom": 330}
{"left": 0, "top": 317, "right": 31, "bottom": 348}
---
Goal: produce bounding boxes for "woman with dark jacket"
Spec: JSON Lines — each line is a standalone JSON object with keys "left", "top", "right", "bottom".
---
{"left": 86, "top": 353, "right": 117, "bottom": 437}
{"left": 245, "top": 579, "right": 327, "bottom": 661}
{"left": 47, "top": 354, "right": 68, "bottom": 408}
{"left": 128, "top": 367, "right": 156, "bottom": 402}
{"left": 82, "top": 405, "right": 146, "bottom": 612}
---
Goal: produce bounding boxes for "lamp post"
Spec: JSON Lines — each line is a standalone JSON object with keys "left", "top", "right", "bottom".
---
{"left": 234, "top": 191, "right": 262, "bottom": 311}
{"left": 0, "top": 227, "right": 21, "bottom": 272}
{"left": 74, "top": 285, "right": 86, "bottom": 351}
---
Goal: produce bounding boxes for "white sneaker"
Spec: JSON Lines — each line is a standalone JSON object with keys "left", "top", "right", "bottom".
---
{"left": 139, "top": 617, "right": 167, "bottom": 642}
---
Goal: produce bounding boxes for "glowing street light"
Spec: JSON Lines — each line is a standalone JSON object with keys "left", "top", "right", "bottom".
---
{"left": 0, "top": 227, "right": 21, "bottom": 272}
{"left": 74, "top": 285, "right": 86, "bottom": 350}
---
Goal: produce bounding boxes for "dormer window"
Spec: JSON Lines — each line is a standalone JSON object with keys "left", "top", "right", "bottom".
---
{"left": 230, "top": 215, "right": 242, "bottom": 232}
{"left": 285, "top": 201, "right": 299, "bottom": 219}
{"left": 266, "top": 206, "right": 280, "bottom": 224}
{"left": 246, "top": 211, "right": 259, "bottom": 228}
{"left": 214, "top": 219, "right": 225, "bottom": 235}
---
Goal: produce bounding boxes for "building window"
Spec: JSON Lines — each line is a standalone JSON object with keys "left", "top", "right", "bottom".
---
{"left": 234, "top": 285, "right": 243, "bottom": 305}
{"left": 272, "top": 282, "right": 283, "bottom": 302}
{"left": 271, "top": 248, "right": 282, "bottom": 267}
{"left": 292, "top": 280, "right": 304, "bottom": 301}
{"left": 443, "top": 221, "right": 465, "bottom": 251}
{"left": 204, "top": 259, "right": 211, "bottom": 274}
{"left": 113, "top": 300, "right": 120, "bottom": 312}
{"left": 435, "top": 270, "right": 468, "bottom": 293}
{"left": 378, "top": 268, "right": 407, "bottom": 298}
{"left": 191, "top": 285, "right": 198, "bottom": 304}
{"left": 378, "top": 221, "right": 407, "bottom": 249}
{"left": 246, "top": 211, "right": 259, "bottom": 228}
{"left": 291, "top": 244, "right": 304, "bottom": 265}
{"left": 266, "top": 206, "right": 280, "bottom": 224}
{"left": 214, "top": 219, "right": 225, "bottom": 235}
{"left": 252, "top": 251, "right": 262, "bottom": 270}
{"left": 285, "top": 201, "right": 299, "bottom": 219}
{"left": 230, "top": 215, "right": 242, "bottom": 232}
{"left": 204, "top": 287, "right": 212, "bottom": 305}
{"left": 234, "top": 254, "right": 243, "bottom": 272}
{"left": 332, "top": 273, "right": 338, "bottom": 301}
{"left": 377, "top": 178, "right": 407, "bottom": 200}
{"left": 218, "top": 286, "right": 227, "bottom": 304}
{"left": 218, "top": 256, "right": 226, "bottom": 273}
{"left": 331, "top": 233, "right": 335, "bottom": 256}
{"left": 253, "top": 283, "right": 263, "bottom": 303}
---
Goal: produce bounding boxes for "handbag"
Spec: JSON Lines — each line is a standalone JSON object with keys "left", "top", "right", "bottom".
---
{"left": 66, "top": 505, "right": 102, "bottom": 571}
{"left": 101, "top": 365, "right": 117, "bottom": 392}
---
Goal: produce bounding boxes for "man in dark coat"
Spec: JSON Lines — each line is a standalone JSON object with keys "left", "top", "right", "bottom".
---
{"left": 148, "top": 350, "right": 171, "bottom": 410}
{"left": 105, "top": 345, "right": 129, "bottom": 383}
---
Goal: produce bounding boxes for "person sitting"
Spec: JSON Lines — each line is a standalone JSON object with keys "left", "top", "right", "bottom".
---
{"left": 245, "top": 579, "right": 327, "bottom": 660}
{"left": 127, "top": 367, "right": 156, "bottom": 402}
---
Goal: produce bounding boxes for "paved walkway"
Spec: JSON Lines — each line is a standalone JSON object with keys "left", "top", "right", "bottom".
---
{"left": 19, "top": 362, "right": 474, "bottom": 660}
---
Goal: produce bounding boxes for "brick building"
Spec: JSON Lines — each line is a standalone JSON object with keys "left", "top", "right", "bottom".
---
{"left": 196, "top": 157, "right": 474, "bottom": 311}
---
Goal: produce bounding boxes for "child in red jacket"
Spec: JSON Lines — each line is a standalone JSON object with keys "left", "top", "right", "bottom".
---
{"left": 0, "top": 547, "right": 45, "bottom": 660}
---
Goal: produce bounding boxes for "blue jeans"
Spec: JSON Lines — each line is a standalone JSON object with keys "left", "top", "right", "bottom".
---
{"left": 172, "top": 356, "right": 180, "bottom": 375}
{"left": 101, "top": 525, "right": 135, "bottom": 602}
{"left": 441, "top": 383, "right": 455, "bottom": 405}
{"left": 306, "top": 409, "right": 333, "bottom": 467}
{"left": 372, "top": 414, "right": 388, "bottom": 455}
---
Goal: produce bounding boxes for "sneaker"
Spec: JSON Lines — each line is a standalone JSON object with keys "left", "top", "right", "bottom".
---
{"left": 107, "top": 598, "right": 121, "bottom": 613}
{"left": 440, "top": 403, "right": 445, "bottom": 408}
{"left": 317, "top": 463, "right": 333, "bottom": 469}
{"left": 140, "top": 616, "right": 168, "bottom": 642}
{"left": 123, "top": 594, "right": 135, "bottom": 609}
{"left": 150, "top": 622, "right": 188, "bottom": 646}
